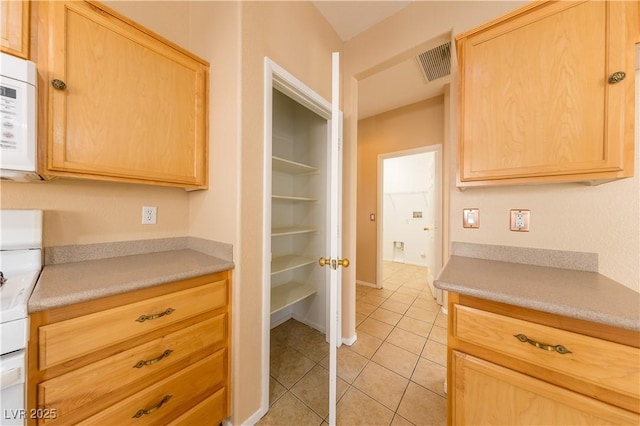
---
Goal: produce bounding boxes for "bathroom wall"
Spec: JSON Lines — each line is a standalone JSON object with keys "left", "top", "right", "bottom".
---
{"left": 382, "top": 152, "right": 436, "bottom": 270}
{"left": 356, "top": 97, "right": 444, "bottom": 286}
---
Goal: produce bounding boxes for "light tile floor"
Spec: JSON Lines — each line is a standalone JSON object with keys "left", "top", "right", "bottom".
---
{"left": 258, "top": 262, "right": 447, "bottom": 425}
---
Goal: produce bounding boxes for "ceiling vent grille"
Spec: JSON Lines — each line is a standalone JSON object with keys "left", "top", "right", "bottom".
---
{"left": 415, "top": 41, "right": 451, "bottom": 83}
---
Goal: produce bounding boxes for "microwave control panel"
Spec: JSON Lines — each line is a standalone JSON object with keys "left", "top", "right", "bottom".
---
{"left": 0, "top": 53, "right": 36, "bottom": 173}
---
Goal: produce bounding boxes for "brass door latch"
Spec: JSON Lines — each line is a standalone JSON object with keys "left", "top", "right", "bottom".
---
{"left": 318, "top": 257, "right": 350, "bottom": 270}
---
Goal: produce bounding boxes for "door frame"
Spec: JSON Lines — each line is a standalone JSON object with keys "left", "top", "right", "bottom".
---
{"left": 376, "top": 145, "right": 443, "bottom": 303}
{"left": 262, "top": 57, "right": 335, "bottom": 416}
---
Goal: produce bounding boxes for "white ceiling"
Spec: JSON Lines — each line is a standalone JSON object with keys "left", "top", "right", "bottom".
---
{"left": 312, "top": 1, "right": 450, "bottom": 119}
{"left": 312, "top": 1, "right": 412, "bottom": 42}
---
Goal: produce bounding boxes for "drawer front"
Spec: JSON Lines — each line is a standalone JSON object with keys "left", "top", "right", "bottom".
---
{"left": 39, "top": 279, "right": 227, "bottom": 369}
{"left": 37, "top": 314, "right": 226, "bottom": 423}
{"left": 452, "top": 351, "right": 640, "bottom": 426}
{"left": 167, "top": 387, "right": 227, "bottom": 425}
{"left": 454, "top": 304, "right": 640, "bottom": 400}
{"left": 77, "top": 349, "right": 227, "bottom": 425}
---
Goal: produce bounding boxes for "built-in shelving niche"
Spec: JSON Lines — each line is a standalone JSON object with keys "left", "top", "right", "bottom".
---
{"left": 268, "top": 88, "right": 329, "bottom": 332}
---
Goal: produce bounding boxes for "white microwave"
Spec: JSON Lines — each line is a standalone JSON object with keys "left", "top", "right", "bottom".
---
{"left": 0, "top": 52, "right": 42, "bottom": 182}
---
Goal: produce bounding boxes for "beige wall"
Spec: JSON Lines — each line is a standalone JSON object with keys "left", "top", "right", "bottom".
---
{"left": 356, "top": 97, "right": 444, "bottom": 285}
{"left": 106, "top": 1, "right": 343, "bottom": 423}
{"left": 0, "top": 1, "right": 195, "bottom": 247}
{"left": 342, "top": 1, "right": 530, "bottom": 341}
{"left": 0, "top": 179, "right": 190, "bottom": 246}
{"left": 344, "top": 0, "right": 640, "bottom": 355}
{"left": 1, "top": 2, "right": 342, "bottom": 424}
{"left": 110, "top": 1, "right": 244, "bottom": 246}
{"left": 187, "top": 1, "right": 241, "bottom": 247}
{"left": 443, "top": 5, "right": 639, "bottom": 292}
{"left": 4, "top": 1, "right": 638, "bottom": 424}
{"left": 237, "top": 1, "right": 342, "bottom": 423}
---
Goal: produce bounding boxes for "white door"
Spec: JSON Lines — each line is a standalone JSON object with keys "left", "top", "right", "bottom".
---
{"left": 262, "top": 53, "right": 344, "bottom": 424}
{"left": 325, "top": 51, "right": 343, "bottom": 426}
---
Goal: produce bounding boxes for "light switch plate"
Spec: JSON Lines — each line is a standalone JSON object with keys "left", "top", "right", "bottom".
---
{"left": 463, "top": 208, "right": 479, "bottom": 228}
{"left": 510, "top": 209, "right": 530, "bottom": 232}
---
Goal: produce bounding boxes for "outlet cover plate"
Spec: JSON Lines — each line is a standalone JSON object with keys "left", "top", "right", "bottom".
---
{"left": 510, "top": 209, "right": 530, "bottom": 232}
{"left": 142, "top": 206, "right": 157, "bottom": 225}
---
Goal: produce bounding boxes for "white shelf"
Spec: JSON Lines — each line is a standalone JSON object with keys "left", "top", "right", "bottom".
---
{"left": 272, "top": 195, "right": 317, "bottom": 202}
{"left": 272, "top": 130, "right": 293, "bottom": 143}
{"left": 271, "top": 281, "right": 317, "bottom": 314}
{"left": 273, "top": 156, "right": 317, "bottom": 174}
{"left": 272, "top": 226, "right": 316, "bottom": 237}
{"left": 271, "top": 254, "right": 317, "bottom": 275}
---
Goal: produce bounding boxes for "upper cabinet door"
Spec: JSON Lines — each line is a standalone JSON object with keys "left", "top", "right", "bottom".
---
{"left": 0, "top": 0, "right": 30, "bottom": 59}
{"left": 456, "top": 0, "right": 636, "bottom": 186}
{"left": 38, "top": 1, "right": 209, "bottom": 189}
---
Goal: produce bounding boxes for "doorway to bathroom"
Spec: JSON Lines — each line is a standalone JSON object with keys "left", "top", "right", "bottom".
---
{"left": 377, "top": 145, "right": 443, "bottom": 303}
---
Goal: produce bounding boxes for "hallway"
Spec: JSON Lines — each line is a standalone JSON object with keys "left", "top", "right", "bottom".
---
{"left": 258, "top": 262, "right": 447, "bottom": 425}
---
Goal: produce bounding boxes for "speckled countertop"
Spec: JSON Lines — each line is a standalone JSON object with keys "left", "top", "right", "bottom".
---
{"left": 29, "top": 238, "right": 234, "bottom": 313}
{"left": 435, "top": 243, "right": 640, "bottom": 332}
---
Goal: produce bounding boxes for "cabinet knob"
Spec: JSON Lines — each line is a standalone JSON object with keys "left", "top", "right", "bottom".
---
{"left": 607, "top": 71, "right": 626, "bottom": 84}
{"left": 51, "top": 79, "right": 67, "bottom": 90}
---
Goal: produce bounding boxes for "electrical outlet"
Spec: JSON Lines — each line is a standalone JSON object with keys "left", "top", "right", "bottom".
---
{"left": 510, "top": 209, "right": 530, "bottom": 232}
{"left": 142, "top": 206, "right": 157, "bottom": 225}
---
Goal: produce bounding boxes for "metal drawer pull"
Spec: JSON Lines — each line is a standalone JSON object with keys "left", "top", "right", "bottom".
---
{"left": 132, "top": 395, "right": 172, "bottom": 418}
{"left": 135, "top": 308, "right": 175, "bottom": 323}
{"left": 133, "top": 349, "right": 173, "bottom": 369}
{"left": 514, "top": 334, "right": 572, "bottom": 355}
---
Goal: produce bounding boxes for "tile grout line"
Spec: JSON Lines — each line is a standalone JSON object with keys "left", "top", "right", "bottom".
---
{"left": 265, "top": 263, "right": 444, "bottom": 425}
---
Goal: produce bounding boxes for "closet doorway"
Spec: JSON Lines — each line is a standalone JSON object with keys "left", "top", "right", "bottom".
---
{"left": 262, "top": 54, "right": 343, "bottom": 425}
{"left": 377, "top": 145, "right": 443, "bottom": 303}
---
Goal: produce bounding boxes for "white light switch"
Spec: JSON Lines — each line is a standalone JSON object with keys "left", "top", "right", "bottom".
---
{"left": 463, "top": 208, "right": 479, "bottom": 228}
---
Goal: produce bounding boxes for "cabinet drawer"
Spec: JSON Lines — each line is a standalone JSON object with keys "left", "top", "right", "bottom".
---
{"left": 453, "top": 304, "right": 640, "bottom": 401}
{"left": 39, "top": 280, "right": 227, "bottom": 369}
{"left": 76, "top": 349, "right": 226, "bottom": 425}
{"left": 37, "top": 314, "right": 226, "bottom": 423}
{"left": 452, "top": 351, "right": 640, "bottom": 425}
{"left": 168, "top": 387, "right": 227, "bottom": 425}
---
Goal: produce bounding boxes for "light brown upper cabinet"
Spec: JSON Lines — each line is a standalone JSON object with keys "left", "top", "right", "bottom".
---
{"left": 0, "top": 0, "right": 30, "bottom": 59}
{"left": 456, "top": 0, "right": 637, "bottom": 187}
{"left": 36, "top": 1, "right": 209, "bottom": 189}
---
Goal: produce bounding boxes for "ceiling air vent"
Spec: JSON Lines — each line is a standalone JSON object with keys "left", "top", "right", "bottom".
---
{"left": 415, "top": 41, "right": 451, "bottom": 83}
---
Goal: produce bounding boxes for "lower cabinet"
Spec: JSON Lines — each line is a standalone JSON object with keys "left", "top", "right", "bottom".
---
{"left": 27, "top": 271, "right": 231, "bottom": 426}
{"left": 452, "top": 352, "right": 638, "bottom": 425}
{"left": 447, "top": 293, "right": 640, "bottom": 425}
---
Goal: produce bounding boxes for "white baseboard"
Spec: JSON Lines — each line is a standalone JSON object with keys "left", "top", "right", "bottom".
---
{"left": 342, "top": 332, "right": 357, "bottom": 346}
{"left": 237, "top": 406, "right": 267, "bottom": 426}
{"left": 356, "top": 280, "right": 376, "bottom": 288}
{"left": 292, "top": 313, "right": 326, "bottom": 335}
{"left": 270, "top": 309, "right": 292, "bottom": 329}
{"left": 383, "top": 259, "right": 428, "bottom": 268}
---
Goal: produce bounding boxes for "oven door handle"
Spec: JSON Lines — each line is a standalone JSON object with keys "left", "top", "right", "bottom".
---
{"left": 0, "top": 367, "right": 21, "bottom": 390}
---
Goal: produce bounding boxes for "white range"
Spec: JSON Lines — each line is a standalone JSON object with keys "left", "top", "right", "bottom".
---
{"left": 0, "top": 210, "right": 43, "bottom": 425}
